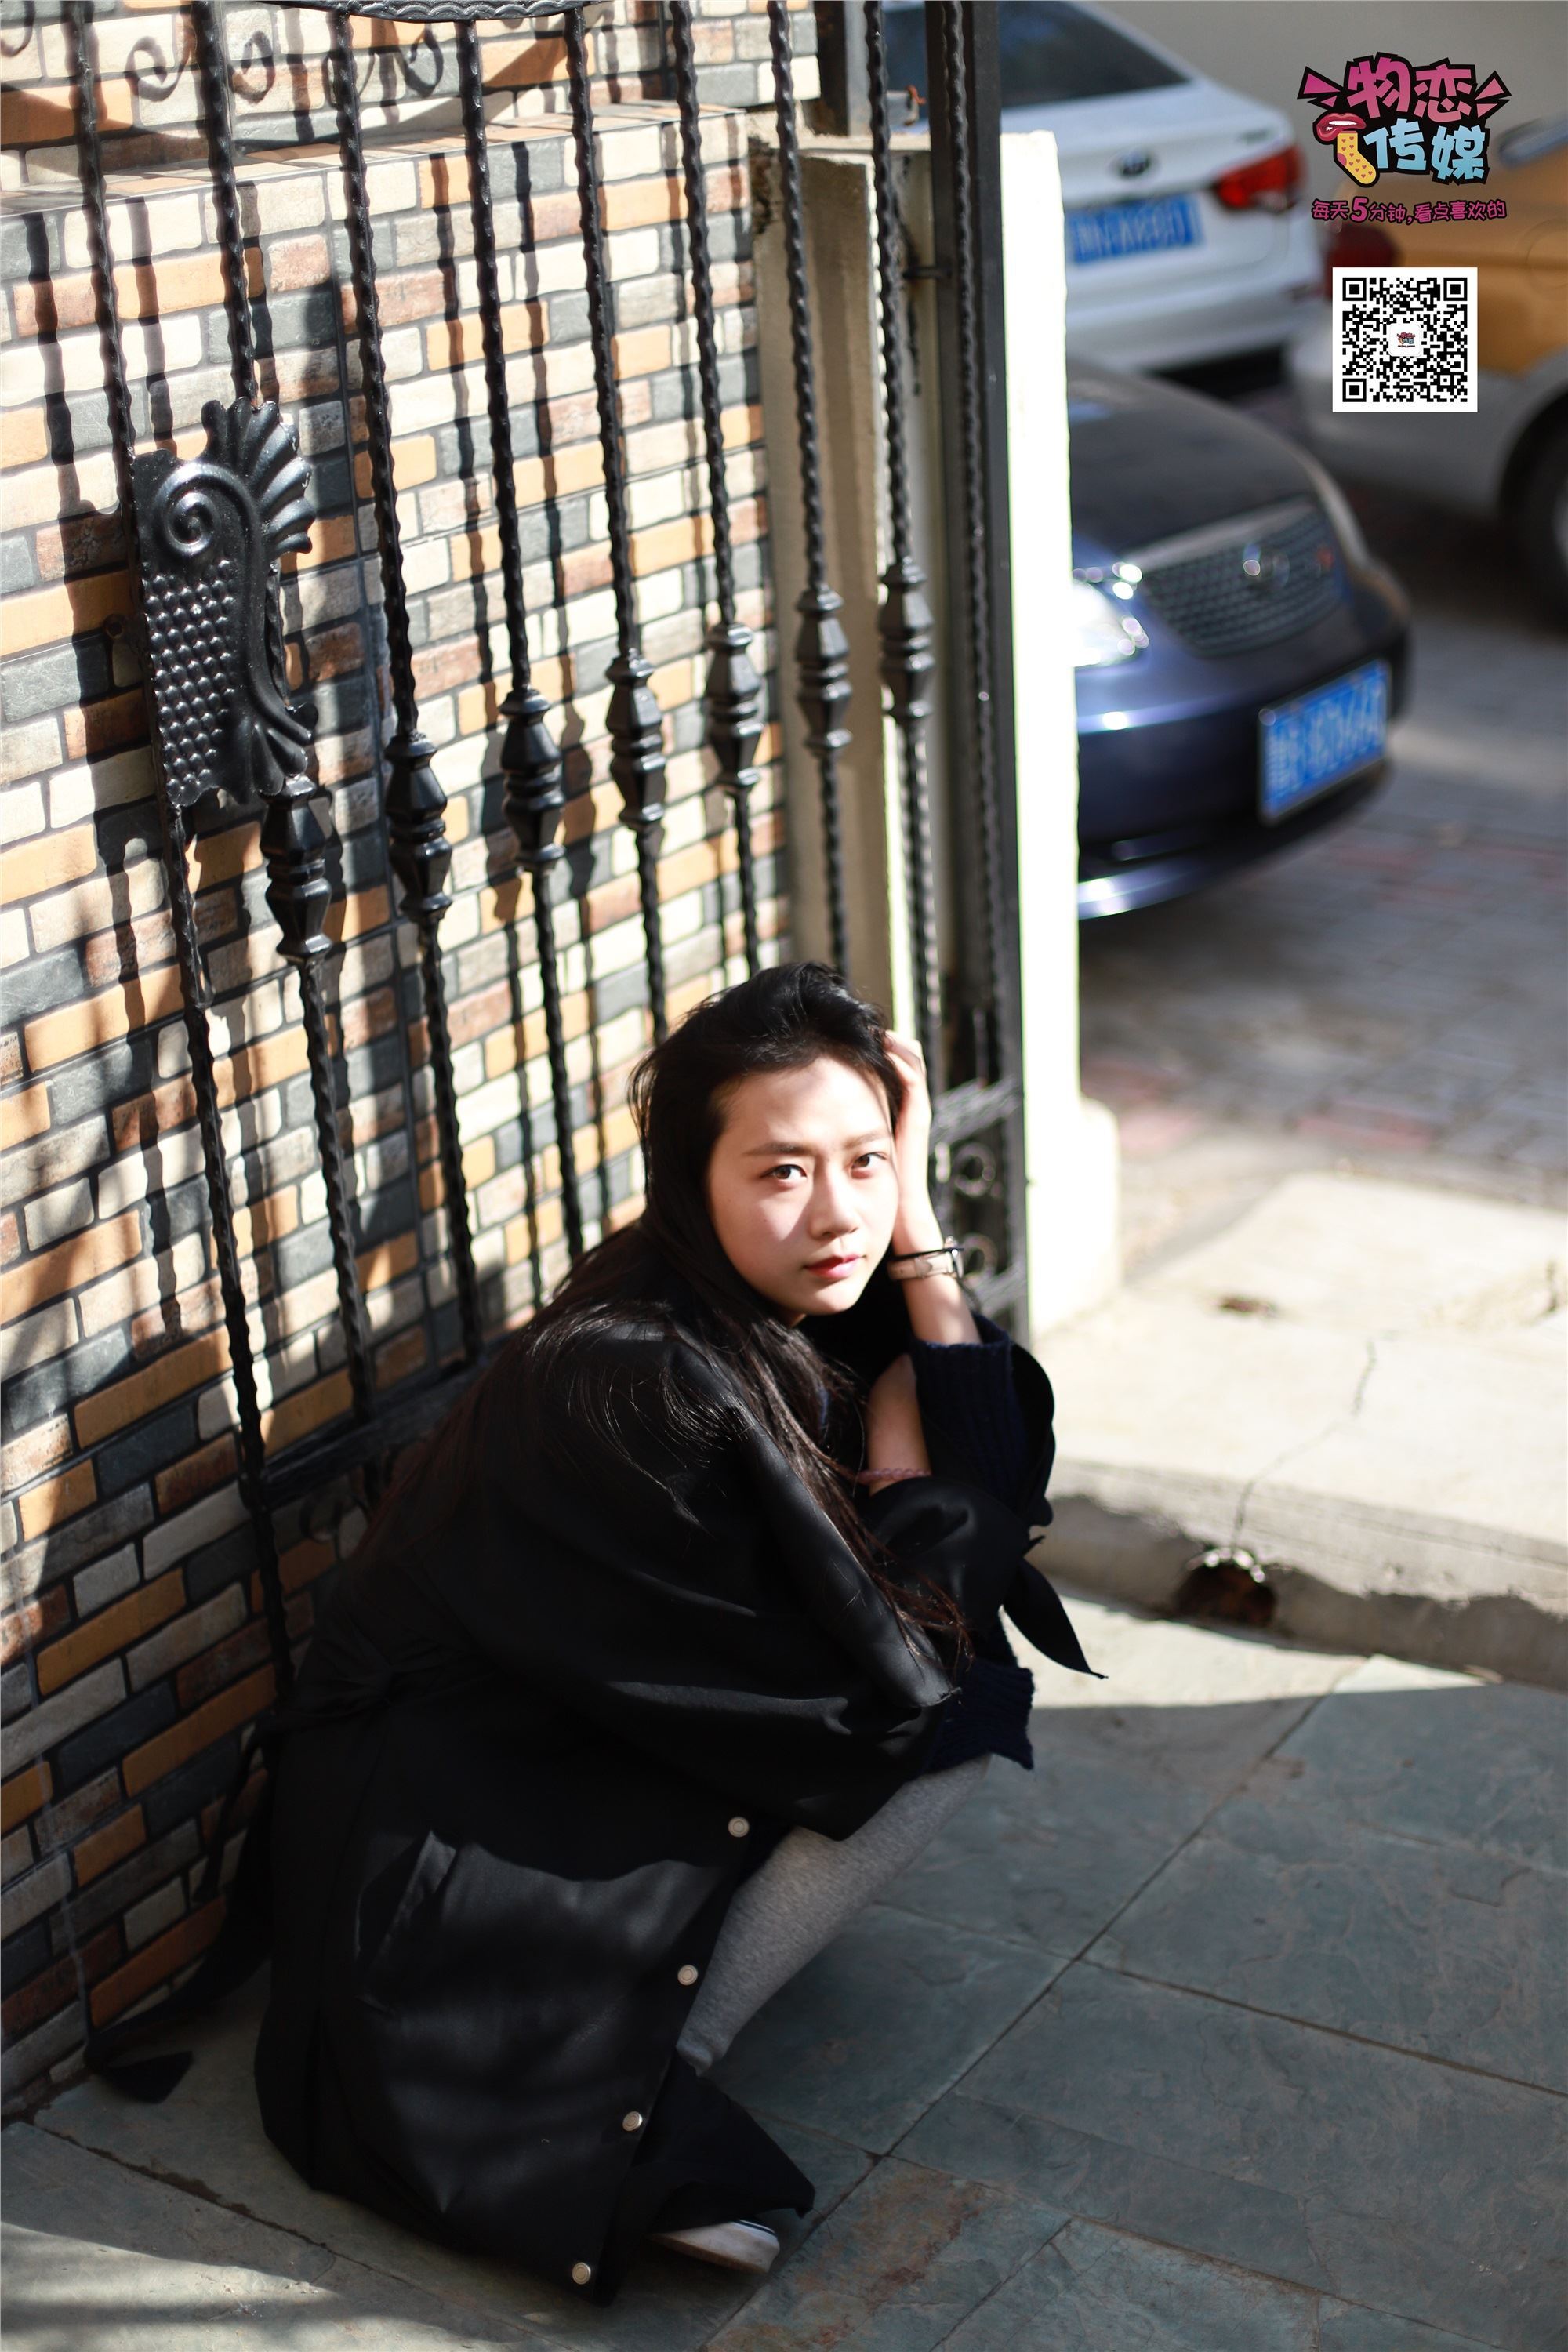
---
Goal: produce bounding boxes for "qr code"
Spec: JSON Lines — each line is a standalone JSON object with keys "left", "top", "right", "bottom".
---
{"left": 1332, "top": 266, "right": 1477, "bottom": 413}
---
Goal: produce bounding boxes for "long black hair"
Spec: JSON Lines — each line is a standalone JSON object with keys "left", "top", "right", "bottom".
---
{"left": 356, "top": 960, "right": 972, "bottom": 1669}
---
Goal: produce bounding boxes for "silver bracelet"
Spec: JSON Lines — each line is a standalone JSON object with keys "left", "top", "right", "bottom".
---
{"left": 886, "top": 1239, "right": 963, "bottom": 1283}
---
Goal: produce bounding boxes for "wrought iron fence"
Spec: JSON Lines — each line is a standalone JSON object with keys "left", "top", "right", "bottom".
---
{"left": 60, "top": 0, "right": 1026, "bottom": 1715}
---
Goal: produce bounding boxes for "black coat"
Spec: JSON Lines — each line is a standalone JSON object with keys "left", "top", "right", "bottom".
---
{"left": 252, "top": 1256, "right": 1096, "bottom": 2306}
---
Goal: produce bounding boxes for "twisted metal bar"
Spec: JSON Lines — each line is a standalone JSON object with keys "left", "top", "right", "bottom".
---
{"left": 67, "top": 6, "right": 136, "bottom": 527}
{"left": 456, "top": 19, "right": 582, "bottom": 1261}
{"left": 191, "top": 0, "right": 257, "bottom": 406}
{"left": 767, "top": 0, "right": 851, "bottom": 977}
{"left": 67, "top": 0, "right": 290, "bottom": 1691}
{"left": 564, "top": 5, "right": 669, "bottom": 1042}
{"left": 669, "top": 0, "right": 735, "bottom": 622}
{"left": 331, "top": 10, "right": 482, "bottom": 1358}
{"left": 455, "top": 21, "right": 528, "bottom": 664}
{"left": 330, "top": 16, "right": 418, "bottom": 741}
{"left": 866, "top": 0, "right": 941, "bottom": 1074}
{"left": 669, "top": 0, "right": 764, "bottom": 977}
{"left": 939, "top": 5, "right": 1007, "bottom": 1092}
{"left": 260, "top": 774, "right": 379, "bottom": 1434}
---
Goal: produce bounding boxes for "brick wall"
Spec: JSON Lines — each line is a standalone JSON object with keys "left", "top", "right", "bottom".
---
{"left": 0, "top": 0, "right": 818, "bottom": 2105}
{"left": 0, "top": 0, "right": 814, "bottom": 170}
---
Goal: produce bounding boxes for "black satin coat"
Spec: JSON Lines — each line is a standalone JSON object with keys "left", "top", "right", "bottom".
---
{"left": 252, "top": 1255, "right": 1095, "bottom": 2306}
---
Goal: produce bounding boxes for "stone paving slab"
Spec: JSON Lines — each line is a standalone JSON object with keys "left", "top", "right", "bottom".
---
{"left": 1265, "top": 1653, "right": 1568, "bottom": 1871}
{"left": 710, "top": 1908, "right": 1056, "bottom": 2154}
{"left": 1087, "top": 1788, "right": 1567, "bottom": 2090}
{"left": 1006, "top": 1596, "right": 1365, "bottom": 1769}
{"left": 704, "top": 2156, "right": 1067, "bottom": 2351}
{"left": 879, "top": 1603, "right": 1363, "bottom": 1959}
{"left": 898, "top": 1969, "right": 1564, "bottom": 2352}
{"left": 23, "top": 1602, "right": 1565, "bottom": 2352}
{"left": 2, "top": 2122, "right": 543, "bottom": 2350}
{"left": 938, "top": 2217, "right": 1504, "bottom": 2352}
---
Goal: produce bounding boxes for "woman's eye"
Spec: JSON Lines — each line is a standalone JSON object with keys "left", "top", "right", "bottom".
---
{"left": 764, "top": 1152, "right": 885, "bottom": 1180}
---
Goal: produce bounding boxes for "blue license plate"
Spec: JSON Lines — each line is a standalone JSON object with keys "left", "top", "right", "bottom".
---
{"left": 1259, "top": 661, "right": 1389, "bottom": 823}
{"left": 1067, "top": 194, "right": 1201, "bottom": 266}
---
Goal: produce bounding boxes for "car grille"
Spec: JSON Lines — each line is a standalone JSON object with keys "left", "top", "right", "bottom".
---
{"left": 1129, "top": 499, "right": 1345, "bottom": 659}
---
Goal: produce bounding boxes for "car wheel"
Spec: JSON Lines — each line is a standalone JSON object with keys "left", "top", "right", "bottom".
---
{"left": 1512, "top": 420, "right": 1568, "bottom": 624}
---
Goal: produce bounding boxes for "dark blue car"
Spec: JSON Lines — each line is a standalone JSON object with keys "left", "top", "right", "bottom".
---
{"left": 1069, "top": 365, "right": 1410, "bottom": 916}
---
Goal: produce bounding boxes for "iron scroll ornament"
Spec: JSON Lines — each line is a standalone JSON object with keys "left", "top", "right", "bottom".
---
{"left": 282, "top": 2, "right": 577, "bottom": 19}
{"left": 132, "top": 396, "right": 315, "bottom": 810}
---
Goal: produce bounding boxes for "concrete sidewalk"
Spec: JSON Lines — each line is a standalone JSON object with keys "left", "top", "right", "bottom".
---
{"left": 6, "top": 1594, "right": 1563, "bottom": 2350}
{"left": 1040, "top": 1170, "right": 1566, "bottom": 1691}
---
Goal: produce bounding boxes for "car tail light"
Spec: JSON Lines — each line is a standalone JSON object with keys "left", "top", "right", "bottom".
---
{"left": 1212, "top": 145, "right": 1301, "bottom": 212}
{"left": 1321, "top": 219, "right": 1398, "bottom": 296}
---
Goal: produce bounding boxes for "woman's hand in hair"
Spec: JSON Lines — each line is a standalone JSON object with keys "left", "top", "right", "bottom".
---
{"left": 883, "top": 1029, "right": 941, "bottom": 1258}
{"left": 881, "top": 1030, "right": 979, "bottom": 1346}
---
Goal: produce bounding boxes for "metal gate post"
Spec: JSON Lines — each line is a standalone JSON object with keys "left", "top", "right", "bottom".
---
{"left": 926, "top": 2, "right": 1017, "bottom": 1091}
{"left": 923, "top": 0, "right": 1029, "bottom": 1326}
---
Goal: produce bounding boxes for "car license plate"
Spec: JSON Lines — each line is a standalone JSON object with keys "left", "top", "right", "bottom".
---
{"left": 1258, "top": 661, "right": 1389, "bottom": 824}
{"left": 1067, "top": 194, "right": 1201, "bottom": 267}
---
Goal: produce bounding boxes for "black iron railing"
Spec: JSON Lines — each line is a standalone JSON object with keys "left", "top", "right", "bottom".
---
{"left": 670, "top": 0, "right": 766, "bottom": 979}
{"left": 63, "top": 0, "right": 1029, "bottom": 1713}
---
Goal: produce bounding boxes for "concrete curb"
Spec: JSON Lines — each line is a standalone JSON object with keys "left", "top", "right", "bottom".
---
{"left": 1036, "top": 1492, "right": 1568, "bottom": 1693}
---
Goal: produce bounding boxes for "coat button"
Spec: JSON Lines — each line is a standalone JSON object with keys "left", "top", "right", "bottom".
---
{"left": 728, "top": 1815, "right": 750, "bottom": 1837}
{"left": 677, "top": 1963, "right": 699, "bottom": 1985}
{"left": 622, "top": 2111, "right": 644, "bottom": 2132}
{"left": 571, "top": 2262, "right": 593, "bottom": 2285}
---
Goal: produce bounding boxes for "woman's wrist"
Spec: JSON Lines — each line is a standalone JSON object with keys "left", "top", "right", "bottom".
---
{"left": 888, "top": 1198, "right": 978, "bottom": 1345}
{"left": 891, "top": 1200, "right": 945, "bottom": 1258}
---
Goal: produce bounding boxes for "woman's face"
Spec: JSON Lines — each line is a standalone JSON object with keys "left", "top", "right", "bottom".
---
{"left": 704, "top": 1055, "right": 899, "bottom": 1324}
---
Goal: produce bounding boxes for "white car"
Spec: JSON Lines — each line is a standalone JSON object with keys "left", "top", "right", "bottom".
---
{"left": 884, "top": 0, "right": 1323, "bottom": 372}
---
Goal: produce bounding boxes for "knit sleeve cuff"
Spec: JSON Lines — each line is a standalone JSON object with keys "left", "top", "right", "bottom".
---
{"left": 907, "top": 1312, "right": 1031, "bottom": 1508}
{"left": 919, "top": 1654, "right": 1036, "bottom": 1775}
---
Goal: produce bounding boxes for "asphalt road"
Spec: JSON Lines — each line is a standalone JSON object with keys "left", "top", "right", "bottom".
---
{"left": 1077, "top": 376, "right": 1568, "bottom": 1275}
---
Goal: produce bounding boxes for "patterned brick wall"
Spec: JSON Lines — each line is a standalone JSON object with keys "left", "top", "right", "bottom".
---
{"left": 0, "top": 0, "right": 813, "bottom": 172}
{"left": 0, "top": 1, "right": 818, "bottom": 2104}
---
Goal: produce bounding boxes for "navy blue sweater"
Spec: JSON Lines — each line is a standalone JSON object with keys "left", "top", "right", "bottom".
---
{"left": 903, "top": 1316, "right": 1037, "bottom": 1777}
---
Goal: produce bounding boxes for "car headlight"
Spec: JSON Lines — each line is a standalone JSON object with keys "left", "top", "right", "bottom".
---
{"left": 1295, "top": 450, "right": 1371, "bottom": 568}
{"left": 1070, "top": 577, "right": 1148, "bottom": 669}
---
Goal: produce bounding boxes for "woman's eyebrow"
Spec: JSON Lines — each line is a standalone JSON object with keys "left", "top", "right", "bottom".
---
{"left": 740, "top": 1131, "right": 891, "bottom": 1156}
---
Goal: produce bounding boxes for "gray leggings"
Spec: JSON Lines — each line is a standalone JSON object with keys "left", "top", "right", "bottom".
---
{"left": 674, "top": 1752, "right": 990, "bottom": 2075}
